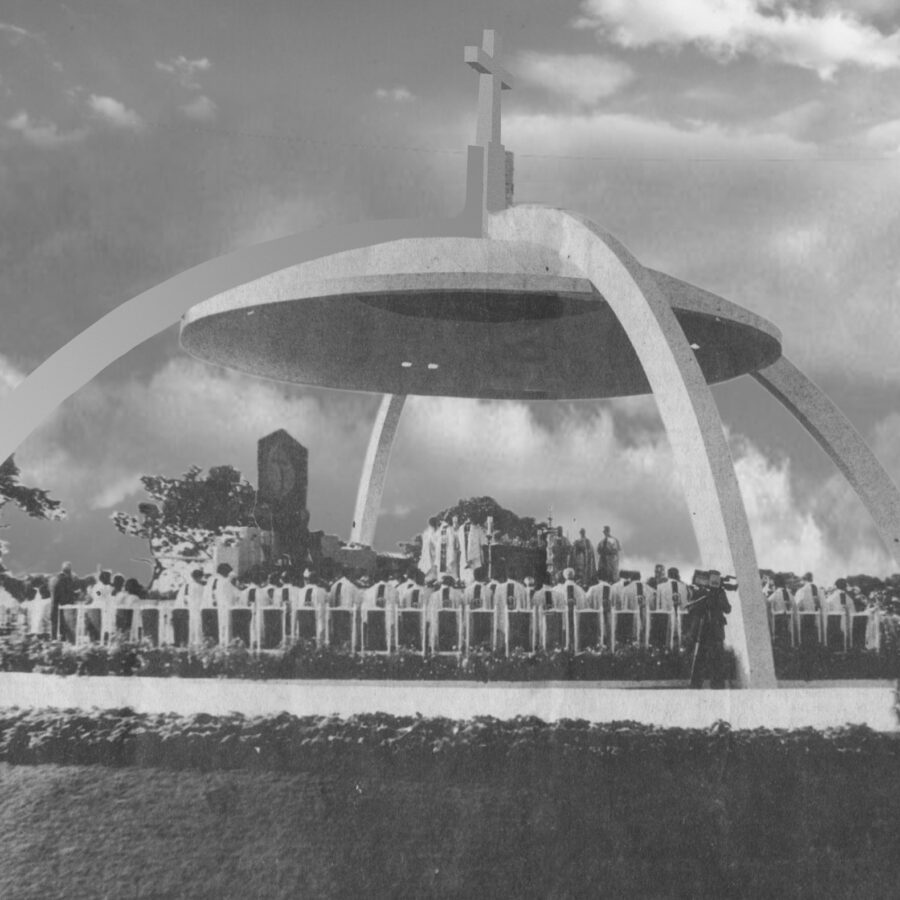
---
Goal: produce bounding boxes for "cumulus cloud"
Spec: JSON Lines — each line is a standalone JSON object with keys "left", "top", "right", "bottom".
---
{"left": 573, "top": 0, "right": 900, "bottom": 79}
{"left": 87, "top": 94, "right": 144, "bottom": 131}
{"left": 155, "top": 56, "right": 211, "bottom": 90}
{"left": 514, "top": 51, "right": 634, "bottom": 107}
{"left": 6, "top": 110, "right": 88, "bottom": 148}
{"left": 374, "top": 86, "right": 416, "bottom": 103}
{"left": 504, "top": 109, "right": 814, "bottom": 159}
{"left": 0, "top": 22, "right": 39, "bottom": 44}
{"left": 179, "top": 94, "right": 217, "bottom": 121}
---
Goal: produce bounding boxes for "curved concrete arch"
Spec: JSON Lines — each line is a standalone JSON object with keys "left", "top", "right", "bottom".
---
{"left": 753, "top": 356, "right": 900, "bottom": 568}
{"left": 488, "top": 205, "right": 776, "bottom": 687}
{"left": 350, "top": 394, "right": 407, "bottom": 547}
{"left": 0, "top": 214, "right": 480, "bottom": 465}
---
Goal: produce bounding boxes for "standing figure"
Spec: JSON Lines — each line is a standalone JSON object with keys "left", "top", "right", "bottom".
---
{"left": 456, "top": 517, "right": 485, "bottom": 585}
{"left": 597, "top": 526, "right": 622, "bottom": 585}
{"left": 686, "top": 570, "right": 733, "bottom": 689}
{"left": 570, "top": 529, "right": 596, "bottom": 585}
{"left": 417, "top": 517, "right": 439, "bottom": 580}
{"left": 433, "top": 519, "right": 459, "bottom": 580}
{"left": 49, "top": 561, "right": 77, "bottom": 640}
{"left": 546, "top": 527, "right": 570, "bottom": 583}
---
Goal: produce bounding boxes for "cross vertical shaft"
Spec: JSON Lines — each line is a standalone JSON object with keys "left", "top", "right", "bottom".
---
{"left": 465, "top": 29, "right": 514, "bottom": 224}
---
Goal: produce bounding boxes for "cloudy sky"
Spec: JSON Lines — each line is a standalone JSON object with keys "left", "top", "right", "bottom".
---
{"left": 2, "top": 0, "right": 900, "bottom": 584}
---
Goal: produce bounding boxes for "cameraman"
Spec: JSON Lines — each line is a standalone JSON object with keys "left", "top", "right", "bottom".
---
{"left": 685, "top": 569, "right": 734, "bottom": 689}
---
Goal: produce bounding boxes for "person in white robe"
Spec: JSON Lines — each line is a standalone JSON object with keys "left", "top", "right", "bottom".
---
{"left": 597, "top": 526, "right": 622, "bottom": 584}
{"left": 456, "top": 518, "right": 485, "bottom": 585}
{"left": 328, "top": 574, "right": 361, "bottom": 609}
{"left": 363, "top": 578, "right": 400, "bottom": 650}
{"left": 294, "top": 576, "right": 328, "bottom": 645}
{"left": 655, "top": 568, "right": 690, "bottom": 645}
{"left": 177, "top": 569, "right": 207, "bottom": 644}
{"left": 766, "top": 576, "right": 795, "bottom": 644}
{"left": 433, "top": 519, "right": 458, "bottom": 580}
{"left": 463, "top": 577, "right": 490, "bottom": 610}
{"left": 552, "top": 569, "right": 586, "bottom": 609}
{"left": 793, "top": 572, "right": 823, "bottom": 644}
{"left": 585, "top": 578, "right": 613, "bottom": 612}
{"left": 427, "top": 577, "right": 463, "bottom": 652}
{"left": 417, "top": 518, "right": 440, "bottom": 580}
{"left": 203, "top": 564, "right": 241, "bottom": 608}
{"left": 570, "top": 530, "right": 596, "bottom": 585}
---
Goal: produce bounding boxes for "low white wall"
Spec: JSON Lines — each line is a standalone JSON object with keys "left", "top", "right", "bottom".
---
{"left": 1, "top": 674, "right": 896, "bottom": 731}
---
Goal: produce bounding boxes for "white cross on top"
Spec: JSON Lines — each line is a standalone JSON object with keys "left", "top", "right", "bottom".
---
{"left": 465, "top": 29, "right": 513, "bottom": 148}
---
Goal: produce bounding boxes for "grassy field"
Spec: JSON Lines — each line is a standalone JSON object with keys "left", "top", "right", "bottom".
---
{"left": 2, "top": 755, "right": 900, "bottom": 899}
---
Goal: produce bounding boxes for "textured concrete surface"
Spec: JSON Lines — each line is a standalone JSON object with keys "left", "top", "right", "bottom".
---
{"left": 350, "top": 393, "right": 406, "bottom": 547}
{"left": 488, "top": 205, "right": 777, "bottom": 688}
{"left": 754, "top": 356, "right": 900, "bottom": 569}
{"left": 1, "top": 673, "right": 895, "bottom": 730}
{"left": 180, "top": 236, "right": 781, "bottom": 399}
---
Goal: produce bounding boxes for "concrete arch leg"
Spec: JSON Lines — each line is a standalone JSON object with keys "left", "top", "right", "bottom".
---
{"left": 488, "top": 205, "right": 776, "bottom": 687}
{"left": 350, "top": 394, "right": 407, "bottom": 547}
{"left": 752, "top": 356, "right": 900, "bottom": 568}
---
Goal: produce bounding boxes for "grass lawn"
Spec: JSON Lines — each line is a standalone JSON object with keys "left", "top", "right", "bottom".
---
{"left": 2, "top": 754, "right": 900, "bottom": 899}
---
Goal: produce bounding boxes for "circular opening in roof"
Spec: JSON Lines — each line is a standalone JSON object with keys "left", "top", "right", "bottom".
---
{"left": 357, "top": 290, "right": 600, "bottom": 324}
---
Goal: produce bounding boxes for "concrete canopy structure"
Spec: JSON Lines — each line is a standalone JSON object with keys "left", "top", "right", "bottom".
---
{"left": 175, "top": 30, "right": 900, "bottom": 688}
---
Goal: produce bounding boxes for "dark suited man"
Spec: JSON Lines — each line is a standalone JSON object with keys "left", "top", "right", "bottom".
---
{"left": 685, "top": 569, "right": 733, "bottom": 689}
{"left": 49, "top": 561, "right": 77, "bottom": 639}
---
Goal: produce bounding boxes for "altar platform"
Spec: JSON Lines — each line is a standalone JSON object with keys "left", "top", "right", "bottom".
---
{"left": 2, "top": 674, "right": 896, "bottom": 731}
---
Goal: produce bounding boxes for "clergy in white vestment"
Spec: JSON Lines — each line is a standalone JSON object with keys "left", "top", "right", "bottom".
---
{"left": 824, "top": 579, "right": 853, "bottom": 614}
{"left": 456, "top": 518, "right": 485, "bottom": 585}
{"left": 622, "top": 577, "right": 655, "bottom": 611}
{"left": 364, "top": 579, "right": 400, "bottom": 611}
{"left": 177, "top": 570, "right": 206, "bottom": 609}
{"left": 398, "top": 578, "right": 427, "bottom": 610}
{"left": 463, "top": 578, "right": 491, "bottom": 610}
{"left": 204, "top": 564, "right": 242, "bottom": 608}
{"left": 552, "top": 569, "right": 586, "bottom": 608}
{"left": 585, "top": 578, "right": 613, "bottom": 612}
{"left": 534, "top": 583, "right": 562, "bottom": 611}
{"left": 597, "top": 526, "right": 622, "bottom": 584}
{"left": 295, "top": 579, "right": 328, "bottom": 645}
{"left": 433, "top": 520, "right": 459, "bottom": 579}
{"left": 655, "top": 569, "right": 690, "bottom": 611}
{"left": 418, "top": 518, "right": 440, "bottom": 579}
{"left": 89, "top": 571, "right": 113, "bottom": 606}
{"left": 328, "top": 574, "right": 361, "bottom": 609}
{"left": 793, "top": 572, "right": 822, "bottom": 612}
{"left": 570, "top": 530, "right": 596, "bottom": 585}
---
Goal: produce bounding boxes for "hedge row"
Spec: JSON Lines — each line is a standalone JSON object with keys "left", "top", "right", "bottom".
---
{"left": 0, "top": 708, "right": 897, "bottom": 771}
{"left": 0, "top": 636, "right": 717, "bottom": 681}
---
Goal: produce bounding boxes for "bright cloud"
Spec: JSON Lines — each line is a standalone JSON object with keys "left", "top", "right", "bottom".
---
{"left": 374, "top": 86, "right": 416, "bottom": 103}
{"left": 6, "top": 111, "right": 88, "bottom": 148}
{"left": 504, "top": 109, "right": 814, "bottom": 159}
{"left": 514, "top": 52, "right": 634, "bottom": 106}
{"left": 574, "top": 0, "right": 900, "bottom": 79}
{"left": 0, "top": 22, "right": 39, "bottom": 44}
{"left": 87, "top": 94, "right": 144, "bottom": 131}
{"left": 179, "top": 94, "right": 217, "bottom": 121}
{"left": 155, "top": 56, "right": 211, "bottom": 90}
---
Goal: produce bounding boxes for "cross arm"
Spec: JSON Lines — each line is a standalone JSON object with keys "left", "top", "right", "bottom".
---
{"left": 464, "top": 45, "right": 513, "bottom": 89}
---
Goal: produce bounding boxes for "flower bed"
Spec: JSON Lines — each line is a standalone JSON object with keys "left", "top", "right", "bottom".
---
{"left": 0, "top": 636, "right": 719, "bottom": 681}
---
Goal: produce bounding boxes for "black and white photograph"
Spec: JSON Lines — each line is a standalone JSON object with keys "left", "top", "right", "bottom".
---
{"left": 2, "top": 1, "right": 900, "bottom": 896}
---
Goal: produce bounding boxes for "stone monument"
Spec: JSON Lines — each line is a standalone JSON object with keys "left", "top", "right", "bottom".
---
{"left": 257, "top": 429, "right": 310, "bottom": 567}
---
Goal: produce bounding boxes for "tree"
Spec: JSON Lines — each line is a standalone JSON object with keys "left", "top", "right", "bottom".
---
{"left": 111, "top": 465, "right": 258, "bottom": 586}
{"left": 0, "top": 454, "right": 65, "bottom": 563}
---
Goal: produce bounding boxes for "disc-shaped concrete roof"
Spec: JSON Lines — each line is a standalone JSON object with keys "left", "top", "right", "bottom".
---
{"left": 180, "top": 236, "right": 782, "bottom": 400}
